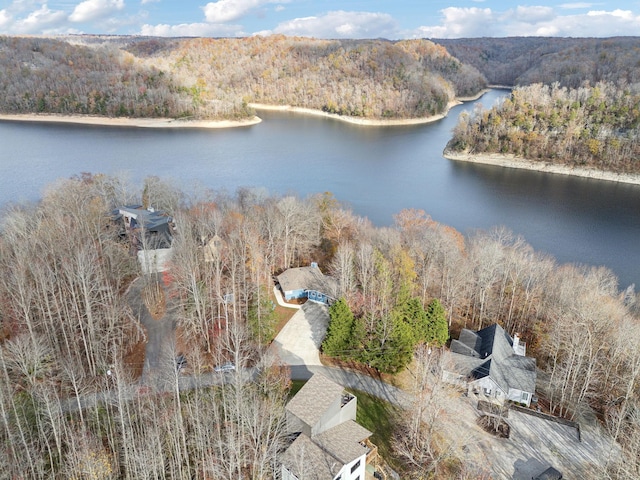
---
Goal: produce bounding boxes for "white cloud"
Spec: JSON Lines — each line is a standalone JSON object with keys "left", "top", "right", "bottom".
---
{"left": 268, "top": 10, "right": 398, "bottom": 39}
{"left": 69, "top": 0, "right": 125, "bottom": 23}
{"left": 511, "top": 6, "right": 555, "bottom": 23}
{"left": 140, "top": 21, "right": 243, "bottom": 36}
{"left": 11, "top": 4, "right": 67, "bottom": 33}
{"left": 414, "top": 6, "right": 640, "bottom": 38}
{"left": 415, "top": 7, "right": 493, "bottom": 38}
{"left": 0, "top": 9, "right": 13, "bottom": 29}
{"left": 559, "top": 3, "right": 596, "bottom": 9}
{"left": 203, "top": 0, "right": 287, "bottom": 23}
{"left": 141, "top": 0, "right": 160, "bottom": 4}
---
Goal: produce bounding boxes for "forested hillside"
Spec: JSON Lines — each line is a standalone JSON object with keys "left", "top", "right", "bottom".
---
{"left": 0, "top": 35, "right": 486, "bottom": 121}
{"left": 433, "top": 37, "right": 640, "bottom": 88}
{"left": 0, "top": 36, "right": 200, "bottom": 118}
{"left": 1, "top": 175, "right": 639, "bottom": 478}
{"left": 446, "top": 82, "right": 640, "bottom": 174}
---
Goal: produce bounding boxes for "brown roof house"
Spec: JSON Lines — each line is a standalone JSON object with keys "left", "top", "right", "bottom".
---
{"left": 443, "top": 323, "right": 537, "bottom": 407}
{"left": 281, "top": 373, "right": 374, "bottom": 480}
{"left": 276, "top": 264, "right": 338, "bottom": 306}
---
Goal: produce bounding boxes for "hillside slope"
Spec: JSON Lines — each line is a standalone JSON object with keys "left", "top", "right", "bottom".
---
{"left": 0, "top": 35, "right": 487, "bottom": 121}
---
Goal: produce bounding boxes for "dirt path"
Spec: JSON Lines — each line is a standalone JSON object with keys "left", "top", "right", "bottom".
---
{"left": 127, "top": 276, "right": 178, "bottom": 391}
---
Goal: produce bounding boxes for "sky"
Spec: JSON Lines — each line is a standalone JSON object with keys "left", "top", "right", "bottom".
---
{"left": 0, "top": 0, "right": 639, "bottom": 38}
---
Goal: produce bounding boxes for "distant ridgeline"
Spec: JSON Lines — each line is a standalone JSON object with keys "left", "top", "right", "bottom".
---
{"left": 432, "top": 37, "right": 640, "bottom": 88}
{"left": 0, "top": 35, "right": 486, "bottom": 121}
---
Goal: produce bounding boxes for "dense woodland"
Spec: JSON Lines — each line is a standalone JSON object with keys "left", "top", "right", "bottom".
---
{"left": 433, "top": 37, "right": 640, "bottom": 88}
{"left": 0, "top": 35, "right": 486, "bottom": 120}
{"left": 446, "top": 81, "right": 640, "bottom": 173}
{"left": 0, "top": 36, "right": 199, "bottom": 119}
{"left": 0, "top": 175, "right": 639, "bottom": 478}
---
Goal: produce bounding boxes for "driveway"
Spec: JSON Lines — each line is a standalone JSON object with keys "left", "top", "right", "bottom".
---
{"left": 270, "top": 294, "right": 329, "bottom": 366}
{"left": 127, "top": 276, "right": 178, "bottom": 391}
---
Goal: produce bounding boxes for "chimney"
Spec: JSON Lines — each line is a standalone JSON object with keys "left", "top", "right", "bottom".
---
{"left": 513, "top": 333, "right": 520, "bottom": 352}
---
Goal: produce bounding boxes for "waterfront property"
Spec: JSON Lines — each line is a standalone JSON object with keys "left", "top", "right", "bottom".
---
{"left": 443, "top": 323, "right": 537, "bottom": 407}
{"left": 275, "top": 264, "right": 337, "bottom": 306}
{"left": 114, "top": 205, "right": 174, "bottom": 273}
{"left": 281, "top": 373, "right": 375, "bottom": 480}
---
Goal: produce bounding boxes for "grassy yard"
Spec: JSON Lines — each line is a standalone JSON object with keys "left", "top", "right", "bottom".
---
{"left": 348, "top": 388, "right": 401, "bottom": 470}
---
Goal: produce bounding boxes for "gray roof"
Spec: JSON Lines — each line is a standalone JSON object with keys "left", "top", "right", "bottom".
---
{"left": 286, "top": 374, "right": 345, "bottom": 429}
{"left": 277, "top": 266, "right": 337, "bottom": 296}
{"left": 280, "top": 434, "right": 343, "bottom": 480}
{"left": 116, "top": 206, "right": 172, "bottom": 232}
{"left": 115, "top": 206, "right": 173, "bottom": 249}
{"left": 533, "top": 466, "right": 563, "bottom": 480}
{"left": 314, "top": 420, "right": 371, "bottom": 465}
{"left": 449, "top": 324, "right": 536, "bottom": 394}
{"left": 282, "top": 374, "right": 373, "bottom": 480}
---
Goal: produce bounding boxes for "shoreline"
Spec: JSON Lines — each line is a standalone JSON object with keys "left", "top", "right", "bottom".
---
{"left": 0, "top": 113, "right": 262, "bottom": 129}
{"left": 0, "top": 91, "right": 488, "bottom": 129}
{"left": 444, "top": 150, "right": 640, "bottom": 185}
{"left": 248, "top": 102, "right": 460, "bottom": 126}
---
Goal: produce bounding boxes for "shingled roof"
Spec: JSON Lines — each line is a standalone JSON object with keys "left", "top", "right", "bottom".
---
{"left": 276, "top": 266, "right": 337, "bottom": 295}
{"left": 282, "top": 374, "right": 373, "bottom": 480}
{"left": 285, "top": 373, "right": 346, "bottom": 428}
{"left": 449, "top": 324, "right": 536, "bottom": 394}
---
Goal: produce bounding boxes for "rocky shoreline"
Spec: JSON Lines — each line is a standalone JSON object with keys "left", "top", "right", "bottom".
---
{"left": 443, "top": 150, "right": 640, "bottom": 185}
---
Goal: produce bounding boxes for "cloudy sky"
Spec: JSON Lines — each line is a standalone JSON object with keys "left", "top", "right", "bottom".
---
{"left": 1, "top": 0, "right": 639, "bottom": 38}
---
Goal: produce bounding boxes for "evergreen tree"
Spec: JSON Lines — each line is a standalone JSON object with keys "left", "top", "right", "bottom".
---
{"left": 368, "top": 316, "right": 414, "bottom": 374}
{"left": 425, "top": 298, "right": 449, "bottom": 346}
{"left": 322, "top": 298, "right": 354, "bottom": 358}
{"left": 394, "top": 297, "right": 429, "bottom": 345}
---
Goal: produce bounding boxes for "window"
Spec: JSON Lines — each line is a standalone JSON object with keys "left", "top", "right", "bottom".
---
{"left": 351, "top": 460, "right": 361, "bottom": 474}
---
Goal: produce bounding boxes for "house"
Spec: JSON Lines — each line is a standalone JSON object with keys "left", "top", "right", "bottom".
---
{"left": 443, "top": 323, "right": 537, "bottom": 407}
{"left": 276, "top": 264, "right": 337, "bottom": 306}
{"left": 281, "top": 374, "right": 374, "bottom": 480}
{"left": 113, "top": 205, "right": 174, "bottom": 273}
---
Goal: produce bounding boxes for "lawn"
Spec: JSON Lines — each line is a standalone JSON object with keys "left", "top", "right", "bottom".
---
{"left": 348, "top": 388, "right": 401, "bottom": 470}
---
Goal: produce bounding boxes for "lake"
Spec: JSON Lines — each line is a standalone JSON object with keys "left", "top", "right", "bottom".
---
{"left": 1, "top": 89, "right": 639, "bottom": 288}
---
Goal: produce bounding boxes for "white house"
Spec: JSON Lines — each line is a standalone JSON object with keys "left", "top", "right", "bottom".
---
{"left": 443, "top": 324, "right": 537, "bottom": 407}
{"left": 281, "top": 374, "right": 373, "bottom": 480}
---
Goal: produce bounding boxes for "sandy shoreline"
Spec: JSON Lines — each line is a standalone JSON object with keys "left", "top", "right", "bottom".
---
{"left": 444, "top": 150, "right": 640, "bottom": 185}
{"left": 0, "top": 93, "right": 479, "bottom": 129}
{"left": 0, "top": 113, "right": 262, "bottom": 129}
{"left": 248, "top": 102, "right": 460, "bottom": 126}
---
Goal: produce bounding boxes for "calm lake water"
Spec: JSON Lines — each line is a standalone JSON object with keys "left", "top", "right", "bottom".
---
{"left": 1, "top": 90, "right": 639, "bottom": 288}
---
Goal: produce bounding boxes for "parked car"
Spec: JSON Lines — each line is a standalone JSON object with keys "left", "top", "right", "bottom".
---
{"left": 214, "top": 362, "right": 235, "bottom": 373}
